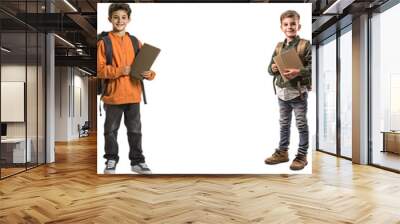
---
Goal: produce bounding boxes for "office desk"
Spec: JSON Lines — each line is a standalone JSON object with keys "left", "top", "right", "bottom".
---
{"left": 1, "top": 138, "right": 31, "bottom": 163}
{"left": 381, "top": 131, "right": 400, "bottom": 154}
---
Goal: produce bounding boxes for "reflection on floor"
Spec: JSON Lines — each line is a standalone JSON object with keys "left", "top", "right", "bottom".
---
{"left": 0, "top": 163, "right": 41, "bottom": 178}
{"left": 0, "top": 135, "right": 400, "bottom": 223}
{"left": 0, "top": 167, "right": 25, "bottom": 178}
{"left": 373, "top": 150, "right": 400, "bottom": 171}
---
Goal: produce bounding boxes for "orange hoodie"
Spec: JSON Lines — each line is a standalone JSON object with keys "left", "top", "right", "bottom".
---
{"left": 97, "top": 32, "right": 155, "bottom": 105}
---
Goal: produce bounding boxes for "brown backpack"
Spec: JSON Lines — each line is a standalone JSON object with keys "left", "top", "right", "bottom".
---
{"left": 274, "top": 38, "right": 307, "bottom": 58}
{"left": 272, "top": 39, "right": 311, "bottom": 93}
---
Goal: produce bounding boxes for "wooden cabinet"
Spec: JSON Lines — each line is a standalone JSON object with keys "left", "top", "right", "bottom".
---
{"left": 382, "top": 132, "right": 400, "bottom": 154}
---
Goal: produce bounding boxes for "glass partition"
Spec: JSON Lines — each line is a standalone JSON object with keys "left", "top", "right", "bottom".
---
{"left": 317, "top": 35, "right": 337, "bottom": 155}
{"left": 339, "top": 26, "right": 352, "bottom": 158}
{"left": 0, "top": 0, "right": 46, "bottom": 179}
{"left": 27, "top": 31, "right": 38, "bottom": 169}
{"left": 38, "top": 32, "right": 45, "bottom": 165}
{"left": 371, "top": 3, "right": 400, "bottom": 171}
{"left": 1, "top": 31, "right": 27, "bottom": 177}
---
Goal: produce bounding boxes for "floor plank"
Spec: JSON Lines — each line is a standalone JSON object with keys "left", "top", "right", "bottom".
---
{"left": 1, "top": 135, "right": 400, "bottom": 223}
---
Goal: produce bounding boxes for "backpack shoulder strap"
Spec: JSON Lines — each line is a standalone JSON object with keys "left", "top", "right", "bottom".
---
{"left": 97, "top": 31, "right": 108, "bottom": 40}
{"left": 97, "top": 32, "right": 113, "bottom": 66}
{"left": 97, "top": 32, "right": 111, "bottom": 104}
{"left": 297, "top": 39, "right": 312, "bottom": 90}
{"left": 272, "top": 42, "right": 283, "bottom": 95}
{"left": 102, "top": 35, "right": 113, "bottom": 66}
{"left": 275, "top": 42, "right": 284, "bottom": 56}
{"left": 296, "top": 38, "right": 307, "bottom": 58}
{"left": 129, "top": 35, "right": 140, "bottom": 56}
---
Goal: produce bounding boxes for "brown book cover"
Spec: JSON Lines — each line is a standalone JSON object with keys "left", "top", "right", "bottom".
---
{"left": 273, "top": 48, "right": 304, "bottom": 82}
{"left": 130, "top": 43, "right": 161, "bottom": 80}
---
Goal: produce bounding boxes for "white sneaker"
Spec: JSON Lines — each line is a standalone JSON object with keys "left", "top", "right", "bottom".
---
{"left": 104, "top": 160, "right": 117, "bottom": 174}
{"left": 131, "top": 163, "right": 152, "bottom": 174}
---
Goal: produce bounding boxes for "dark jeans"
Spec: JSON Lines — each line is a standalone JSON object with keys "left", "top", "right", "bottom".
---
{"left": 103, "top": 103, "right": 145, "bottom": 165}
{"left": 278, "top": 93, "right": 309, "bottom": 155}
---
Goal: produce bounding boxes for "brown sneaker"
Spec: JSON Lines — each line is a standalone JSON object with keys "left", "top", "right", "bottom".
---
{"left": 290, "top": 154, "right": 308, "bottom": 170}
{"left": 264, "top": 149, "right": 289, "bottom": 165}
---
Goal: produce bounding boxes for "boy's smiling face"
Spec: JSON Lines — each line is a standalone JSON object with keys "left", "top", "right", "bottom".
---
{"left": 280, "top": 17, "right": 301, "bottom": 39}
{"left": 109, "top": 9, "right": 130, "bottom": 32}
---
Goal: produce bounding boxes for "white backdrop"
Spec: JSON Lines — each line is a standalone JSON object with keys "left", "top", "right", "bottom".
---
{"left": 97, "top": 3, "right": 314, "bottom": 174}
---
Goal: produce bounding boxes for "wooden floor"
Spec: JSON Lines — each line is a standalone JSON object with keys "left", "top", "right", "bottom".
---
{"left": 372, "top": 150, "right": 400, "bottom": 171}
{"left": 1, "top": 167, "right": 26, "bottom": 178}
{"left": 1, "top": 135, "right": 400, "bottom": 224}
{"left": 1, "top": 163, "right": 43, "bottom": 178}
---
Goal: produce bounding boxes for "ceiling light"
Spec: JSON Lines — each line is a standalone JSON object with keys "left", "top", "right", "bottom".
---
{"left": 54, "top": 34, "right": 75, "bottom": 48}
{"left": 63, "top": 0, "right": 78, "bottom": 12}
{"left": 77, "top": 67, "right": 93, "bottom": 76}
{"left": 1, "top": 47, "right": 11, "bottom": 53}
{"left": 323, "top": 0, "right": 355, "bottom": 15}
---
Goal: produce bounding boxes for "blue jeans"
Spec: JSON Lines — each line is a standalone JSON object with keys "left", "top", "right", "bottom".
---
{"left": 278, "top": 93, "right": 309, "bottom": 155}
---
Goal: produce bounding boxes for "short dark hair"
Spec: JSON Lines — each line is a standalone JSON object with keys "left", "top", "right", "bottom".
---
{"left": 280, "top": 10, "right": 300, "bottom": 23}
{"left": 108, "top": 3, "right": 132, "bottom": 18}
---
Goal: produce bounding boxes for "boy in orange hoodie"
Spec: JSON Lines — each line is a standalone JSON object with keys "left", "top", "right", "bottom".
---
{"left": 97, "top": 3, "right": 155, "bottom": 174}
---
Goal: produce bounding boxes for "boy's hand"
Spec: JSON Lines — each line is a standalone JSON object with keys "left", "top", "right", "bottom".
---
{"left": 122, "top": 66, "right": 131, "bottom": 75}
{"left": 283, "top": 68, "right": 300, "bottom": 80}
{"left": 142, "top": 70, "right": 155, "bottom": 80}
{"left": 271, "top": 64, "right": 279, "bottom": 73}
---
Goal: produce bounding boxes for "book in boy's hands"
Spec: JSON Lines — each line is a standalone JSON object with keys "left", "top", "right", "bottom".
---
{"left": 273, "top": 48, "right": 303, "bottom": 82}
{"left": 130, "top": 43, "right": 161, "bottom": 80}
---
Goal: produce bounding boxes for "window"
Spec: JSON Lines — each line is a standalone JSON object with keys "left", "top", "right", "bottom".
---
{"left": 317, "top": 35, "right": 337, "bottom": 154}
{"left": 370, "top": 2, "right": 400, "bottom": 171}
{"left": 339, "top": 27, "right": 352, "bottom": 158}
